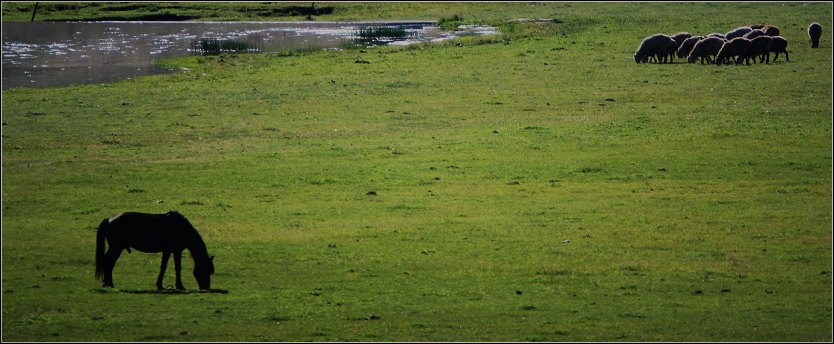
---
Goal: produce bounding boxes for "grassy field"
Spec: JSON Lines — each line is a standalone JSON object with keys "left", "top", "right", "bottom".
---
{"left": 2, "top": 2, "right": 832, "bottom": 342}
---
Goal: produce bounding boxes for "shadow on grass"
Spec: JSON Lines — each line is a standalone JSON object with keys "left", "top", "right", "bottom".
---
{"left": 94, "top": 288, "right": 229, "bottom": 295}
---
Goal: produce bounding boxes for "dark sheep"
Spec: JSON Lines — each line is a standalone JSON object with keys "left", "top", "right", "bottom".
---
{"left": 808, "top": 22, "right": 822, "bottom": 48}
{"left": 768, "top": 36, "right": 789, "bottom": 62}
{"left": 743, "top": 29, "right": 766, "bottom": 40}
{"left": 716, "top": 37, "right": 752, "bottom": 65}
{"left": 747, "top": 36, "right": 773, "bottom": 63}
{"left": 670, "top": 32, "right": 692, "bottom": 50}
{"left": 677, "top": 35, "right": 703, "bottom": 59}
{"left": 688, "top": 36, "right": 725, "bottom": 64}
{"left": 634, "top": 34, "right": 677, "bottom": 64}
{"left": 762, "top": 25, "right": 780, "bottom": 37}
{"left": 750, "top": 24, "right": 767, "bottom": 30}
{"left": 707, "top": 32, "right": 726, "bottom": 39}
{"left": 725, "top": 26, "right": 753, "bottom": 40}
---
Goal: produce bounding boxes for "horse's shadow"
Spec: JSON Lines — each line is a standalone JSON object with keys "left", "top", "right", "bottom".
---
{"left": 95, "top": 288, "right": 229, "bottom": 295}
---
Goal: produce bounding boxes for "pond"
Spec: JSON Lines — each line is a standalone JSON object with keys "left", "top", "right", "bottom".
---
{"left": 1, "top": 21, "right": 497, "bottom": 90}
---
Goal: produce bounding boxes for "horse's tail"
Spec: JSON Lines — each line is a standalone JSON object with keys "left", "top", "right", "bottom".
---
{"left": 95, "top": 218, "right": 109, "bottom": 281}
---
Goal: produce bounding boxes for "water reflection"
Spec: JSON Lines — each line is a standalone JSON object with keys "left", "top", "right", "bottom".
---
{"left": 2, "top": 21, "right": 497, "bottom": 89}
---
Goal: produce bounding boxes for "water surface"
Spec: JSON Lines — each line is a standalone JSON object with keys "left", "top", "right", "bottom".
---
{"left": 1, "top": 21, "right": 497, "bottom": 89}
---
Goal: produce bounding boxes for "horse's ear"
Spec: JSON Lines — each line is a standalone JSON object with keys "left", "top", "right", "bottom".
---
{"left": 211, "top": 255, "right": 215, "bottom": 261}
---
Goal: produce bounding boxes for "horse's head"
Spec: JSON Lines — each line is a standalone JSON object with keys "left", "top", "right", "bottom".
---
{"left": 194, "top": 255, "right": 215, "bottom": 290}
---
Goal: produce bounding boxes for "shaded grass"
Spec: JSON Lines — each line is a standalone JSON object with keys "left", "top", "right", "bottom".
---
{"left": 2, "top": 1, "right": 832, "bottom": 342}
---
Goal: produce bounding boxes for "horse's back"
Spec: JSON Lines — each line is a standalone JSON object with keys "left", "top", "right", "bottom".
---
{"left": 104, "top": 211, "right": 194, "bottom": 253}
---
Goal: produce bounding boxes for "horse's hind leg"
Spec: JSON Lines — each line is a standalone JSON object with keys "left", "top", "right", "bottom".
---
{"left": 173, "top": 250, "right": 185, "bottom": 290}
{"left": 102, "top": 247, "right": 124, "bottom": 288}
{"left": 156, "top": 251, "right": 171, "bottom": 290}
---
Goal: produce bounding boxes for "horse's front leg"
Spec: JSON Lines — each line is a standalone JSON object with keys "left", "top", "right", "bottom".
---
{"left": 157, "top": 251, "right": 171, "bottom": 290}
{"left": 173, "top": 250, "right": 185, "bottom": 290}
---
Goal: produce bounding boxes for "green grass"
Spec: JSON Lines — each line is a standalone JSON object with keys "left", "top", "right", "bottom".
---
{"left": 2, "top": 2, "right": 832, "bottom": 342}
{"left": 191, "top": 38, "right": 262, "bottom": 56}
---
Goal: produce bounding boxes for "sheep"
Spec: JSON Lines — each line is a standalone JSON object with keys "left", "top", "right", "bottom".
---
{"left": 747, "top": 36, "right": 773, "bottom": 63}
{"left": 677, "top": 35, "right": 703, "bottom": 59}
{"left": 716, "top": 37, "right": 752, "bottom": 65}
{"left": 725, "top": 26, "right": 753, "bottom": 40}
{"left": 707, "top": 32, "right": 727, "bottom": 39}
{"left": 634, "top": 34, "right": 677, "bottom": 64}
{"left": 743, "top": 29, "right": 766, "bottom": 40}
{"left": 670, "top": 32, "right": 692, "bottom": 51}
{"left": 768, "top": 36, "right": 789, "bottom": 62}
{"left": 688, "top": 36, "right": 726, "bottom": 64}
{"left": 750, "top": 24, "right": 767, "bottom": 30}
{"left": 808, "top": 22, "right": 822, "bottom": 48}
{"left": 762, "top": 25, "right": 780, "bottom": 37}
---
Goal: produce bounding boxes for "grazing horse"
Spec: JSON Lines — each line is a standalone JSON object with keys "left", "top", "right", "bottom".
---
{"left": 95, "top": 211, "right": 215, "bottom": 290}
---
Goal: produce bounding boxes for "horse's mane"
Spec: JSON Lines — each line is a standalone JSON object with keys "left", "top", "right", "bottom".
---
{"left": 167, "top": 211, "right": 214, "bottom": 274}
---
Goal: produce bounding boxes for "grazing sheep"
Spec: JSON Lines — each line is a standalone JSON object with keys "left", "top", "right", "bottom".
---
{"left": 725, "top": 26, "right": 753, "bottom": 40}
{"left": 716, "top": 37, "right": 752, "bottom": 65}
{"left": 688, "top": 36, "right": 726, "bottom": 64}
{"left": 750, "top": 24, "right": 767, "bottom": 30}
{"left": 670, "top": 32, "right": 692, "bottom": 50}
{"left": 634, "top": 34, "right": 677, "bottom": 64}
{"left": 769, "top": 36, "right": 789, "bottom": 62}
{"left": 808, "top": 22, "right": 822, "bottom": 48}
{"left": 747, "top": 36, "right": 773, "bottom": 63}
{"left": 707, "top": 32, "right": 727, "bottom": 39}
{"left": 677, "top": 35, "right": 703, "bottom": 59}
{"left": 762, "top": 25, "right": 780, "bottom": 37}
{"left": 743, "top": 29, "right": 766, "bottom": 40}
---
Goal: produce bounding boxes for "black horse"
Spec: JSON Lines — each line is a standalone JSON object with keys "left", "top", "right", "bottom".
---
{"left": 95, "top": 211, "right": 215, "bottom": 290}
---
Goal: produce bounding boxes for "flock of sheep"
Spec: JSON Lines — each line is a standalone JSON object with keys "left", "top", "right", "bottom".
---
{"left": 635, "top": 22, "right": 824, "bottom": 65}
